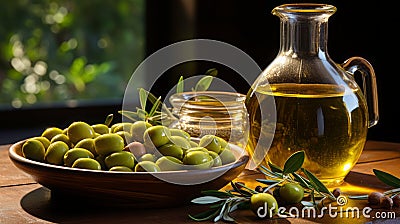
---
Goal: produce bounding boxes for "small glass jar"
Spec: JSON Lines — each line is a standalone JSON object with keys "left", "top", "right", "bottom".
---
{"left": 169, "top": 91, "right": 248, "bottom": 147}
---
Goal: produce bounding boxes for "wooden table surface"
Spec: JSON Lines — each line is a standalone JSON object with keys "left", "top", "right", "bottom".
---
{"left": 1, "top": 140, "right": 400, "bottom": 223}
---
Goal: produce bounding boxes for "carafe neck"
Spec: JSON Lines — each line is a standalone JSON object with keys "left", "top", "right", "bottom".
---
{"left": 273, "top": 4, "right": 336, "bottom": 58}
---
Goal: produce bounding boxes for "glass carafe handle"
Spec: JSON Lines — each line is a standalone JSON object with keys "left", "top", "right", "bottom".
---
{"left": 341, "top": 57, "right": 379, "bottom": 128}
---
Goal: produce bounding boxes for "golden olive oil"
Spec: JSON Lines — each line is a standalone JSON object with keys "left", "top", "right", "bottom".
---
{"left": 246, "top": 83, "right": 368, "bottom": 186}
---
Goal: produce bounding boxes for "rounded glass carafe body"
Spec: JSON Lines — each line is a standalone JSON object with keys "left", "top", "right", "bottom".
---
{"left": 246, "top": 4, "right": 378, "bottom": 186}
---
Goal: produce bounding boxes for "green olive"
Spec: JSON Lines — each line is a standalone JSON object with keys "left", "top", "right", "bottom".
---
{"left": 169, "top": 128, "right": 191, "bottom": 140}
{"left": 183, "top": 151, "right": 213, "bottom": 170}
{"left": 30, "top": 136, "right": 51, "bottom": 149}
{"left": 208, "top": 151, "right": 222, "bottom": 167}
{"left": 219, "top": 149, "right": 236, "bottom": 165}
{"left": 135, "top": 161, "right": 161, "bottom": 172}
{"left": 109, "top": 166, "right": 133, "bottom": 172}
{"left": 221, "top": 144, "right": 231, "bottom": 151}
{"left": 63, "top": 148, "right": 94, "bottom": 167}
{"left": 279, "top": 183, "right": 304, "bottom": 204}
{"left": 111, "top": 122, "right": 133, "bottom": 133}
{"left": 169, "top": 136, "right": 191, "bottom": 151}
{"left": 199, "top": 135, "right": 224, "bottom": 154}
{"left": 124, "top": 141, "right": 147, "bottom": 159}
{"left": 189, "top": 141, "right": 199, "bottom": 148}
{"left": 138, "top": 153, "right": 157, "bottom": 162}
{"left": 157, "top": 143, "right": 184, "bottom": 160}
{"left": 143, "top": 125, "right": 171, "bottom": 148}
{"left": 95, "top": 154, "right": 107, "bottom": 170}
{"left": 104, "top": 151, "right": 135, "bottom": 169}
{"left": 115, "top": 130, "right": 132, "bottom": 145}
{"left": 45, "top": 141, "right": 69, "bottom": 165}
{"left": 216, "top": 136, "right": 228, "bottom": 149}
{"left": 155, "top": 156, "right": 184, "bottom": 171}
{"left": 185, "top": 146, "right": 209, "bottom": 154}
{"left": 74, "top": 138, "right": 97, "bottom": 156}
{"left": 92, "top": 124, "right": 110, "bottom": 135}
{"left": 130, "top": 120, "right": 152, "bottom": 143}
{"left": 41, "top": 127, "right": 64, "bottom": 141}
{"left": 50, "top": 133, "right": 71, "bottom": 147}
{"left": 71, "top": 158, "right": 101, "bottom": 170}
{"left": 22, "top": 139, "right": 45, "bottom": 162}
{"left": 94, "top": 133, "right": 124, "bottom": 155}
{"left": 67, "top": 121, "right": 95, "bottom": 145}
{"left": 250, "top": 193, "right": 278, "bottom": 218}
{"left": 110, "top": 123, "right": 120, "bottom": 133}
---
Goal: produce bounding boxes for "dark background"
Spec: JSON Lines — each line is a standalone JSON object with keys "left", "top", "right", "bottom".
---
{"left": 0, "top": 0, "right": 396, "bottom": 144}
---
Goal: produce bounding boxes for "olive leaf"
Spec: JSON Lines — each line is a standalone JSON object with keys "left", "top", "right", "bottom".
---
{"left": 189, "top": 208, "right": 221, "bottom": 222}
{"left": 292, "top": 172, "right": 312, "bottom": 189}
{"left": 136, "top": 108, "right": 147, "bottom": 120}
{"left": 104, "top": 114, "right": 113, "bottom": 127}
{"left": 234, "top": 200, "right": 250, "bottom": 210}
{"left": 205, "top": 68, "right": 218, "bottom": 76}
{"left": 268, "top": 161, "right": 283, "bottom": 173}
{"left": 118, "top": 110, "right": 140, "bottom": 122}
{"left": 214, "top": 200, "right": 229, "bottom": 222}
{"left": 301, "top": 168, "right": 335, "bottom": 199}
{"left": 301, "top": 201, "right": 315, "bottom": 207}
{"left": 230, "top": 181, "right": 253, "bottom": 197}
{"left": 189, "top": 186, "right": 250, "bottom": 223}
{"left": 138, "top": 88, "right": 176, "bottom": 120}
{"left": 256, "top": 179, "right": 280, "bottom": 185}
{"left": 348, "top": 195, "right": 368, "bottom": 200}
{"left": 262, "top": 180, "right": 284, "bottom": 194}
{"left": 283, "top": 150, "right": 305, "bottom": 175}
{"left": 373, "top": 169, "right": 400, "bottom": 188}
{"left": 143, "top": 88, "right": 159, "bottom": 105}
{"left": 138, "top": 88, "right": 147, "bottom": 111}
{"left": 177, "top": 76, "right": 184, "bottom": 93}
{"left": 193, "top": 75, "right": 214, "bottom": 92}
{"left": 148, "top": 96, "right": 161, "bottom": 117}
{"left": 234, "top": 182, "right": 258, "bottom": 194}
{"left": 191, "top": 196, "right": 225, "bottom": 204}
{"left": 210, "top": 201, "right": 225, "bottom": 209}
{"left": 258, "top": 165, "right": 284, "bottom": 179}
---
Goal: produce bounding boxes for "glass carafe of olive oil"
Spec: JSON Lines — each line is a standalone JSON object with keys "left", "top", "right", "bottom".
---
{"left": 246, "top": 3, "right": 379, "bottom": 186}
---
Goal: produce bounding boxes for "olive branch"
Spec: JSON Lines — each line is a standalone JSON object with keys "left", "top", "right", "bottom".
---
{"left": 118, "top": 68, "right": 217, "bottom": 126}
{"left": 189, "top": 150, "right": 337, "bottom": 222}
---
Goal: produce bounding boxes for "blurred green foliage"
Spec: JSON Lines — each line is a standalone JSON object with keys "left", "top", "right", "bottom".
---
{"left": 0, "top": 0, "right": 144, "bottom": 109}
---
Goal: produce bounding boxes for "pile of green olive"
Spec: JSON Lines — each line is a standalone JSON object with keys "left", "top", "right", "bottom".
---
{"left": 249, "top": 182, "right": 305, "bottom": 218}
{"left": 21, "top": 119, "right": 237, "bottom": 172}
